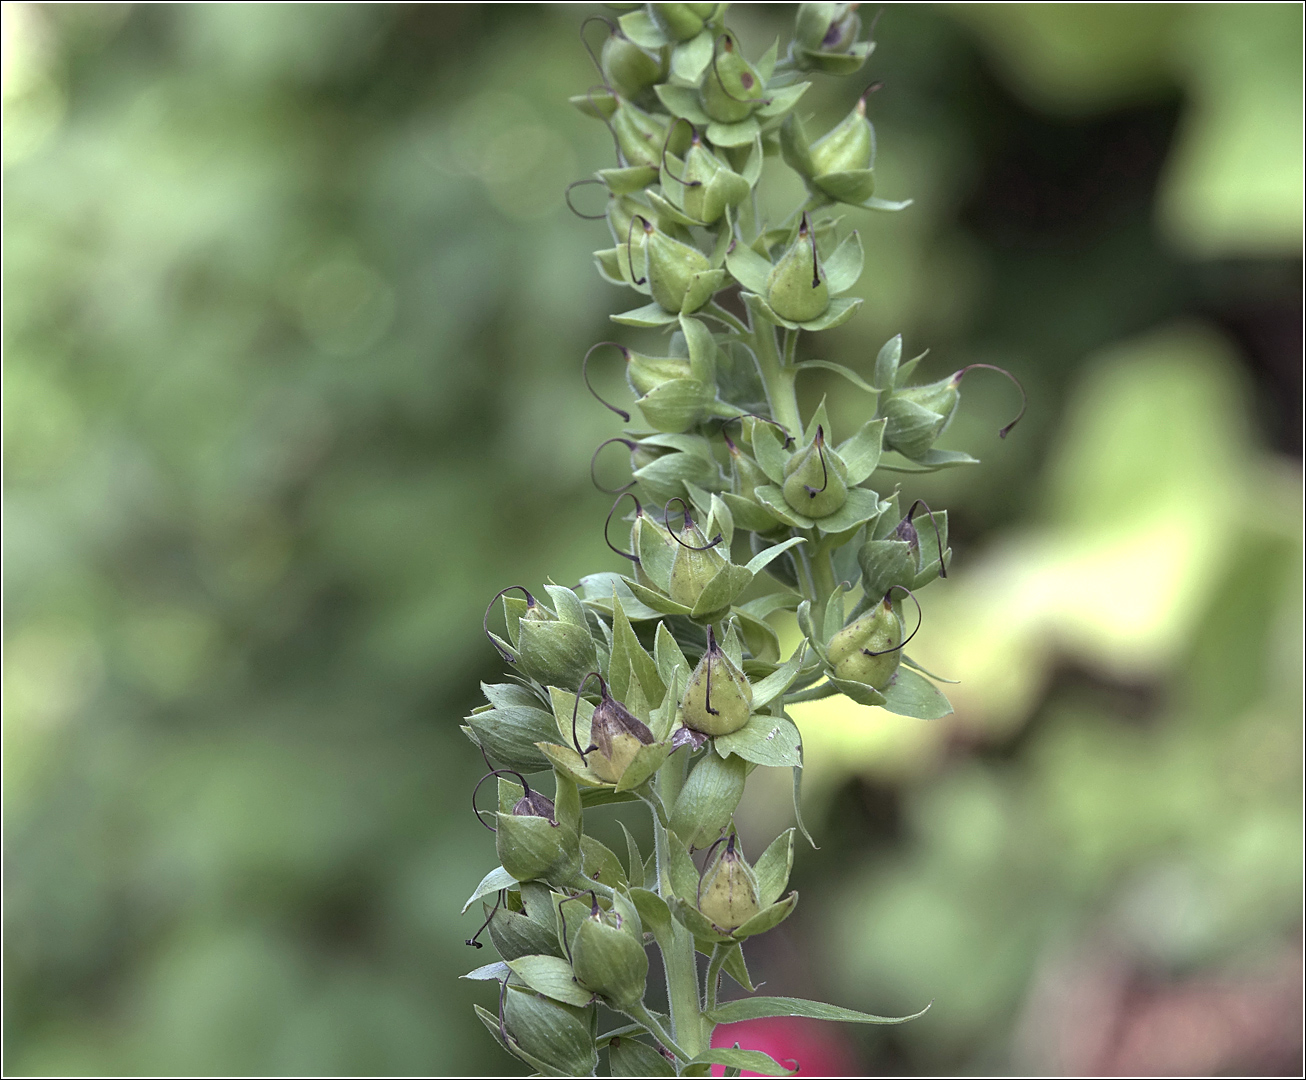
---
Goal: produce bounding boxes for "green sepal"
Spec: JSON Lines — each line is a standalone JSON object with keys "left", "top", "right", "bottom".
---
{"left": 750, "top": 643, "right": 807, "bottom": 708}
{"left": 796, "top": 599, "right": 823, "bottom": 652}
{"left": 901, "top": 654, "right": 959, "bottom": 683}
{"left": 814, "top": 168, "right": 876, "bottom": 204}
{"left": 668, "top": 895, "right": 733, "bottom": 943}
{"left": 463, "top": 960, "right": 511, "bottom": 982}
{"left": 744, "top": 535, "right": 806, "bottom": 576}
{"left": 875, "top": 448, "right": 980, "bottom": 472}
{"left": 612, "top": 301, "right": 681, "bottom": 327}
{"left": 690, "top": 563, "right": 753, "bottom": 621}
{"left": 720, "top": 940, "right": 757, "bottom": 991}
{"left": 715, "top": 711, "right": 802, "bottom": 768}
{"left": 570, "top": 89, "right": 618, "bottom": 120}
{"left": 671, "top": 27, "right": 716, "bottom": 81}
{"left": 837, "top": 418, "right": 886, "bottom": 484}
{"left": 507, "top": 954, "right": 595, "bottom": 1008}
{"left": 578, "top": 572, "right": 665, "bottom": 620}
{"left": 861, "top": 194, "right": 913, "bottom": 211}
{"left": 619, "top": 7, "right": 667, "bottom": 49}
{"left": 720, "top": 492, "right": 782, "bottom": 533}
{"left": 473, "top": 1004, "right": 569, "bottom": 1079}
{"left": 463, "top": 864, "right": 517, "bottom": 914}
{"left": 466, "top": 701, "right": 559, "bottom": 773}
{"left": 873, "top": 334, "right": 902, "bottom": 390}
{"left": 624, "top": 577, "right": 694, "bottom": 618}
{"left": 655, "top": 83, "right": 711, "bottom": 125}
{"left": 515, "top": 615, "right": 598, "bottom": 691}
{"left": 669, "top": 750, "right": 748, "bottom": 849}
{"left": 753, "top": 828, "right": 795, "bottom": 908}
{"left": 749, "top": 420, "right": 792, "bottom": 483}
{"left": 880, "top": 668, "right": 953, "bottom": 719}
{"left": 620, "top": 822, "right": 644, "bottom": 889}
{"left": 610, "top": 590, "right": 666, "bottom": 703}
{"left": 654, "top": 621, "right": 691, "bottom": 688}
{"left": 705, "top": 995, "right": 931, "bottom": 1026}
{"left": 610, "top": 1038, "right": 677, "bottom": 1077}
{"left": 744, "top": 290, "right": 862, "bottom": 333}
{"left": 821, "top": 229, "right": 864, "bottom": 294}
{"left": 827, "top": 675, "right": 888, "bottom": 707}
{"left": 814, "top": 486, "right": 882, "bottom": 536}
{"left": 858, "top": 538, "right": 915, "bottom": 601}
{"left": 668, "top": 832, "right": 699, "bottom": 902}
{"left": 822, "top": 582, "right": 848, "bottom": 648}
{"left": 725, "top": 242, "right": 772, "bottom": 294}
{"left": 754, "top": 484, "right": 826, "bottom": 531}
{"left": 755, "top": 81, "right": 811, "bottom": 120}
{"left": 732, "top": 891, "right": 797, "bottom": 938}
{"left": 487, "top": 881, "right": 565, "bottom": 962}
{"left": 581, "top": 833, "right": 630, "bottom": 891}
{"left": 707, "top": 116, "right": 760, "bottom": 147}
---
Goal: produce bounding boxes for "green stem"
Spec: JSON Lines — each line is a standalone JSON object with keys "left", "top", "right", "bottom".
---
{"left": 623, "top": 1001, "right": 692, "bottom": 1064}
{"left": 751, "top": 319, "right": 801, "bottom": 437}
{"left": 653, "top": 754, "right": 707, "bottom": 1059}
{"left": 704, "top": 944, "right": 728, "bottom": 1013}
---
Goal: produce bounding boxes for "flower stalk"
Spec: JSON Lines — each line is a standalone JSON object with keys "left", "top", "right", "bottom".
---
{"left": 464, "top": 4, "right": 1023, "bottom": 1074}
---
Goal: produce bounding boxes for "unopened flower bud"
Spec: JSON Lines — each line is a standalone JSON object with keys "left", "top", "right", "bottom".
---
{"left": 701, "top": 33, "right": 766, "bottom": 124}
{"left": 666, "top": 503, "right": 727, "bottom": 608}
{"left": 567, "top": 892, "right": 649, "bottom": 1008}
{"left": 766, "top": 215, "right": 829, "bottom": 323}
{"left": 681, "top": 625, "right": 753, "bottom": 736}
{"left": 782, "top": 425, "right": 848, "bottom": 519}
{"left": 697, "top": 833, "right": 760, "bottom": 930}
{"left": 825, "top": 594, "right": 902, "bottom": 689}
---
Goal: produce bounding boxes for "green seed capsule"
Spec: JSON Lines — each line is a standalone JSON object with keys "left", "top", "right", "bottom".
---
{"left": 826, "top": 594, "right": 902, "bottom": 689}
{"left": 585, "top": 681, "right": 656, "bottom": 784}
{"left": 681, "top": 625, "right": 753, "bottom": 736}
{"left": 697, "top": 833, "right": 760, "bottom": 930}
{"left": 766, "top": 215, "right": 829, "bottom": 323}
{"left": 667, "top": 507, "right": 727, "bottom": 609}
{"left": 809, "top": 95, "right": 873, "bottom": 176}
{"left": 782, "top": 425, "right": 848, "bottom": 519}
{"left": 602, "top": 32, "right": 666, "bottom": 100}
{"left": 701, "top": 33, "right": 766, "bottom": 124}
{"left": 568, "top": 894, "right": 649, "bottom": 1008}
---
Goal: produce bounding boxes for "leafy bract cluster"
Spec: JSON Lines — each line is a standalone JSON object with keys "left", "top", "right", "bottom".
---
{"left": 462, "top": 5, "right": 1021, "bottom": 1075}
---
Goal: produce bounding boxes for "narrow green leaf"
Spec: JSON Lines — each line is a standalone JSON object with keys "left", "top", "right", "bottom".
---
{"left": 707, "top": 996, "right": 931, "bottom": 1026}
{"left": 688, "top": 1048, "right": 794, "bottom": 1076}
{"left": 795, "top": 358, "right": 880, "bottom": 395}
{"left": 901, "top": 654, "right": 959, "bottom": 683}
{"left": 792, "top": 761, "right": 817, "bottom": 849}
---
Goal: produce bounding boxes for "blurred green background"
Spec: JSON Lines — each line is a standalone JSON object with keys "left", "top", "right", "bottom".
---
{"left": 3, "top": 3, "right": 1301, "bottom": 1076}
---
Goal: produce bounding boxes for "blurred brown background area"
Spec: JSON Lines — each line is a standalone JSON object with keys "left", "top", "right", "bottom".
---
{"left": 3, "top": 3, "right": 1300, "bottom": 1076}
